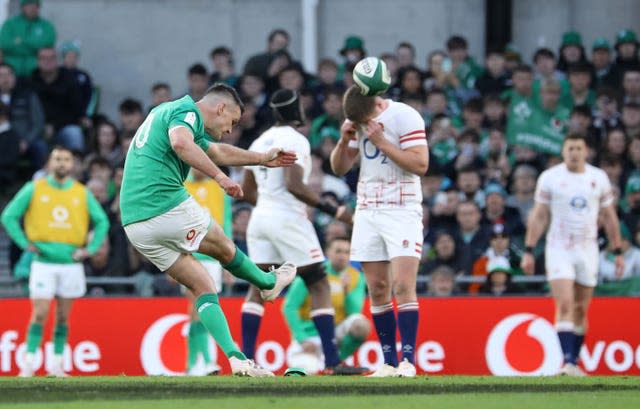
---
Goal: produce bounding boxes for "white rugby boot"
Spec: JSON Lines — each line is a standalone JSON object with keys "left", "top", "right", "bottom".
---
{"left": 18, "top": 353, "right": 36, "bottom": 377}
{"left": 47, "top": 354, "right": 69, "bottom": 377}
{"left": 260, "top": 262, "right": 297, "bottom": 301}
{"left": 396, "top": 358, "right": 417, "bottom": 377}
{"left": 558, "top": 363, "right": 586, "bottom": 377}
{"left": 366, "top": 363, "right": 397, "bottom": 377}
{"left": 229, "top": 356, "right": 274, "bottom": 377}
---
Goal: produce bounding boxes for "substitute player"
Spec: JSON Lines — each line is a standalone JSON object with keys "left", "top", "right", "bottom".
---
{"left": 240, "top": 89, "right": 367, "bottom": 375}
{"left": 182, "top": 168, "right": 232, "bottom": 375}
{"left": 521, "top": 133, "right": 624, "bottom": 376}
{"left": 330, "top": 85, "right": 429, "bottom": 377}
{"left": 283, "top": 236, "right": 370, "bottom": 370}
{"left": 120, "top": 83, "right": 297, "bottom": 377}
{"left": 1, "top": 146, "right": 109, "bottom": 377}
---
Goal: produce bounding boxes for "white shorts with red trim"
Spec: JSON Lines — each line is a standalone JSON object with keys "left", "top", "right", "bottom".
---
{"left": 247, "top": 208, "right": 325, "bottom": 267}
{"left": 350, "top": 209, "right": 423, "bottom": 262}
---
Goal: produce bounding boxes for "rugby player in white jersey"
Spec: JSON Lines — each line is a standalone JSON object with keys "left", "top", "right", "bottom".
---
{"left": 330, "top": 85, "right": 429, "bottom": 377}
{"left": 240, "top": 89, "right": 367, "bottom": 375}
{"left": 521, "top": 133, "right": 624, "bottom": 376}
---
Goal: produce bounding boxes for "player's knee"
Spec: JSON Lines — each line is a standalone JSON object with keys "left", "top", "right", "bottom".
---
{"left": 556, "top": 300, "right": 573, "bottom": 318}
{"left": 348, "top": 314, "right": 371, "bottom": 339}
{"left": 367, "top": 280, "right": 390, "bottom": 300}
{"left": 393, "top": 282, "right": 416, "bottom": 300}
{"left": 32, "top": 307, "right": 49, "bottom": 324}
{"left": 307, "top": 276, "right": 330, "bottom": 297}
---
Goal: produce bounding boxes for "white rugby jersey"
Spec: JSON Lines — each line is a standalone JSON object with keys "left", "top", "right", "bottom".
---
{"left": 534, "top": 163, "right": 613, "bottom": 246}
{"left": 247, "top": 126, "right": 311, "bottom": 216}
{"left": 348, "top": 100, "right": 427, "bottom": 211}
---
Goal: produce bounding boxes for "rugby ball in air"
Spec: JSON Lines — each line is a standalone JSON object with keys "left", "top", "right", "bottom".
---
{"left": 353, "top": 57, "right": 391, "bottom": 97}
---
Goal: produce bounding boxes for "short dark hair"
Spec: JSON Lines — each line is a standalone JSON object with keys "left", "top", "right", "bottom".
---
{"left": 396, "top": 41, "right": 416, "bottom": 56}
{"left": 343, "top": 85, "right": 376, "bottom": 123}
{"left": 268, "top": 28, "right": 289, "bottom": 43}
{"left": 50, "top": 145, "right": 74, "bottom": 157}
{"left": 210, "top": 46, "right": 232, "bottom": 59}
{"left": 322, "top": 85, "right": 343, "bottom": 101}
{"left": 88, "top": 156, "right": 112, "bottom": 170}
{"left": 484, "top": 93, "right": 504, "bottom": 106}
{"left": 206, "top": 82, "right": 245, "bottom": 114}
{"left": 563, "top": 132, "right": 588, "bottom": 144}
{"left": 188, "top": 63, "right": 207, "bottom": 77}
{"left": 119, "top": 98, "right": 143, "bottom": 114}
{"left": 485, "top": 44, "right": 504, "bottom": 57}
{"left": 567, "top": 62, "right": 592, "bottom": 75}
{"left": 151, "top": 82, "right": 170, "bottom": 93}
{"left": 570, "top": 104, "right": 593, "bottom": 119}
{"left": 427, "top": 88, "right": 447, "bottom": 99}
{"left": 326, "top": 236, "right": 351, "bottom": 248}
{"left": 512, "top": 64, "right": 533, "bottom": 75}
{"left": 533, "top": 48, "right": 555, "bottom": 63}
{"left": 458, "top": 129, "right": 480, "bottom": 143}
{"left": 446, "top": 35, "right": 468, "bottom": 51}
{"left": 463, "top": 97, "right": 483, "bottom": 113}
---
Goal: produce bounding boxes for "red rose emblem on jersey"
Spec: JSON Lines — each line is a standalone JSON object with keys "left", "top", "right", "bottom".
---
{"left": 186, "top": 229, "right": 196, "bottom": 241}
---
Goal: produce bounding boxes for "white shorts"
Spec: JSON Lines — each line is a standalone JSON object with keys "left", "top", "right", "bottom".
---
{"left": 545, "top": 241, "right": 599, "bottom": 287}
{"left": 247, "top": 209, "right": 324, "bottom": 267}
{"left": 350, "top": 209, "right": 423, "bottom": 261}
{"left": 124, "top": 197, "right": 211, "bottom": 271}
{"left": 29, "top": 260, "right": 85, "bottom": 299}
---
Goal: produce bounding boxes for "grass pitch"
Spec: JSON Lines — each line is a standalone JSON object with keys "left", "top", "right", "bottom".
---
{"left": 0, "top": 376, "right": 638, "bottom": 409}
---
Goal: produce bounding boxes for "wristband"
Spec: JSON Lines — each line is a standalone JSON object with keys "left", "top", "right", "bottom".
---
{"left": 613, "top": 248, "right": 623, "bottom": 256}
{"left": 315, "top": 201, "right": 338, "bottom": 217}
{"left": 524, "top": 246, "right": 534, "bottom": 254}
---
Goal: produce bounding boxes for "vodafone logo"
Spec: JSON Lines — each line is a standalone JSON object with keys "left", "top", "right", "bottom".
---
{"left": 485, "top": 313, "right": 562, "bottom": 376}
{"left": 140, "top": 314, "right": 218, "bottom": 375}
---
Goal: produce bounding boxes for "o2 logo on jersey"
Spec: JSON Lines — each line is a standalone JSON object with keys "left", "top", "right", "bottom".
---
{"left": 485, "top": 313, "right": 562, "bottom": 376}
{"left": 569, "top": 195, "right": 588, "bottom": 212}
{"left": 362, "top": 138, "right": 388, "bottom": 164}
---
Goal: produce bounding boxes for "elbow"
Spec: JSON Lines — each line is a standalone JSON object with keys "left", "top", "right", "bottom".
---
{"left": 170, "top": 137, "right": 185, "bottom": 153}
{"left": 413, "top": 158, "right": 429, "bottom": 176}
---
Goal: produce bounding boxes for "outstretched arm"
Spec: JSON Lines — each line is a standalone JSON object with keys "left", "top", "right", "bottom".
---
{"left": 207, "top": 143, "right": 297, "bottom": 168}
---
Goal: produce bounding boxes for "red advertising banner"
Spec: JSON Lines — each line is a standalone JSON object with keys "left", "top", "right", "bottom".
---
{"left": 0, "top": 297, "right": 638, "bottom": 376}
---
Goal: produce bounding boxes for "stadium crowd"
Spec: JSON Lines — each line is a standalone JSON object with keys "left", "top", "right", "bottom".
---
{"left": 1, "top": 0, "right": 640, "bottom": 297}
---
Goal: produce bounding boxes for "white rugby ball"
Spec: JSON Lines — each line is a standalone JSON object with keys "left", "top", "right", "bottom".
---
{"left": 353, "top": 57, "right": 392, "bottom": 97}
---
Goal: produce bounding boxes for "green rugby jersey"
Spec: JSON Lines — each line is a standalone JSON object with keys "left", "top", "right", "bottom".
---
{"left": 120, "top": 96, "right": 210, "bottom": 226}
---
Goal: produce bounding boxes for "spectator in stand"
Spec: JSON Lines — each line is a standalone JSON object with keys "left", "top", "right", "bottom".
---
{"left": 476, "top": 45, "right": 511, "bottom": 97}
{"left": 422, "top": 231, "right": 464, "bottom": 276}
{"left": 482, "top": 182, "right": 525, "bottom": 237}
{"left": 237, "top": 73, "right": 271, "bottom": 128}
{"left": 482, "top": 94, "right": 506, "bottom": 130}
{"left": 423, "top": 50, "right": 468, "bottom": 117}
{"left": 564, "top": 62, "right": 595, "bottom": 109}
{"left": 593, "top": 87, "right": 622, "bottom": 147}
{"left": 311, "top": 58, "right": 342, "bottom": 105}
{"left": 622, "top": 175, "right": 640, "bottom": 238}
{"left": 60, "top": 41, "right": 95, "bottom": 118}
{"left": 309, "top": 87, "right": 342, "bottom": 149}
{"left": 479, "top": 256, "right": 521, "bottom": 296}
{"left": 430, "top": 187, "right": 462, "bottom": 234}
{"left": 622, "top": 102, "right": 640, "bottom": 138}
{"left": 612, "top": 29, "right": 640, "bottom": 87}
{"left": 592, "top": 38, "right": 619, "bottom": 89}
{"left": 0, "top": 101, "right": 20, "bottom": 198}
{"left": 458, "top": 97, "right": 484, "bottom": 134}
{"left": 424, "top": 88, "right": 451, "bottom": 127}
{"left": 426, "top": 265, "right": 457, "bottom": 297}
{"left": 504, "top": 64, "right": 536, "bottom": 148}
{"left": 390, "top": 65, "right": 425, "bottom": 102}
{"left": 86, "top": 120, "right": 121, "bottom": 168}
{"left": 445, "top": 35, "right": 483, "bottom": 90}
{"left": 187, "top": 63, "right": 209, "bottom": 102}
{"left": 626, "top": 136, "right": 640, "bottom": 175}
{"left": 429, "top": 115, "right": 458, "bottom": 169}
{"left": 233, "top": 96, "right": 262, "bottom": 151}
{"left": 118, "top": 98, "right": 144, "bottom": 134}
{"left": 503, "top": 43, "right": 522, "bottom": 73}
{"left": 568, "top": 105, "right": 598, "bottom": 151}
{"left": 31, "top": 47, "right": 84, "bottom": 153}
{"left": 380, "top": 53, "right": 399, "bottom": 89}
{"left": 0, "top": 0, "right": 56, "bottom": 78}
{"left": 149, "top": 82, "right": 172, "bottom": 111}
{"left": 232, "top": 205, "right": 252, "bottom": 255}
{"left": 469, "top": 224, "right": 520, "bottom": 294}
{"left": 602, "top": 127, "right": 629, "bottom": 163}
{"left": 557, "top": 31, "right": 589, "bottom": 74}
{"left": 526, "top": 78, "right": 570, "bottom": 157}
{"left": 265, "top": 49, "right": 293, "bottom": 93}
{"left": 337, "top": 35, "right": 366, "bottom": 81}
{"left": 622, "top": 68, "right": 640, "bottom": 105}
{"left": 456, "top": 166, "right": 483, "bottom": 205}
{"left": 395, "top": 41, "right": 416, "bottom": 70}
{"left": 484, "top": 128, "right": 511, "bottom": 186}
{"left": 87, "top": 156, "right": 115, "bottom": 201}
{"left": 506, "top": 164, "right": 538, "bottom": 224}
{"left": 532, "top": 48, "right": 570, "bottom": 106}
{"left": 445, "top": 128, "right": 485, "bottom": 178}
{"left": 0, "top": 62, "right": 46, "bottom": 171}
{"left": 243, "top": 28, "right": 290, "bottom": 80}
{"left": 209, "top": 46, "right": 238, "bottom": 87}
{"left": 600, "top": 154, "right": 625, "bottom": 193}
{"left": 454, "top": 200, "right": 492, "bottom": 275}
{"left": 599, "top": 222, "right": 640, "bottom": 282}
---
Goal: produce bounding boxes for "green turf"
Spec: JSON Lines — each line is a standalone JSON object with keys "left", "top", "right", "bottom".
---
{"left": 0, "top": 376, "right": 638, "bottom": 408}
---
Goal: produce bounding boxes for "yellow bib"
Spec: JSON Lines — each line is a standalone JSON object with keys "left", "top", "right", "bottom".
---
{"left": 185, "top": 179, "right": 225, "bottom": 225}
{"left": 24, "top": 179, "right": 89, "bottom": 246}
{"left": 300, "top": 266, "right": 361, "bottom": 324}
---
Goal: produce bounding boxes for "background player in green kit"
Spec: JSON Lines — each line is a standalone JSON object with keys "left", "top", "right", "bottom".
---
{"left": 120, "top": 83, "right": 297, "bottom": 377}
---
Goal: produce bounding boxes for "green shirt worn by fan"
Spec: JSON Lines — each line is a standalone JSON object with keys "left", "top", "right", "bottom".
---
{"left": 120, "top": 95, "right": 211, "bottom": 226}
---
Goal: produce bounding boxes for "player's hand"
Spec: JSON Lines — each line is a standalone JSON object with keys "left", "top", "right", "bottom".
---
{"left": 216, "top": 175, "right": 244, "bottom": 199}
{"left": 339, "top": 120, "right": 358, "bottom": 144}
{"left": 261, "top": 148, "right": 297, "bottom": 168}
{"left": 364, "top": 120, "right": 385, "bottom": 146}
{"left": 520, "top": 252, "right": 535, "bottom": 275}
{"left": 336, "top": 205, "right": 353, "bottom": 225}
{"left": 72, "top": 248, "right": 91, "bottom": 262}
{"left": 614, "top": 255, "right": 625, "bottom": 279}
{"left": 26, "top": 243, "right": 40, "bottom": 255}
{"left": 301, "top": 341, "right": 318, "bottom": 355}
